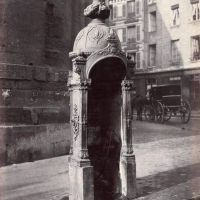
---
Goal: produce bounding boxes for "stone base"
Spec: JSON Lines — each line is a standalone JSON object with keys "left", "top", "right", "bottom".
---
{"left": 69, "top": 157, "right": 94, "bottom": 200}
{"left": 120, "top": 154, "right": 137, "bottom": 199}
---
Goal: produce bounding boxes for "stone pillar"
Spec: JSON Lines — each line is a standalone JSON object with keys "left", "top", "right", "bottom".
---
{"left": 68, "top": 56, "right": 94, "bottom": 200}
{"left": 120, "top": 80, "right": 137, "bottom": 199}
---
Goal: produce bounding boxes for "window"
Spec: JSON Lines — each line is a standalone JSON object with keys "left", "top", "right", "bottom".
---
{"left": 127, "top": 52, "right": 141, "bottom": 69}
{"left": 116, "top": 28, "right": 126, "bottom": 43}
{"left": 117, "top": 4, "right": 123, "bottom": 17}
{"left": 171, "top": 40, "right": 180, "bottom": 64}
{"left": 149, "top": 44, "right": 156, "bottom": 66}
{"left": 191, "top": 1, "right": 200, "bottom": 21}
{"left": 149, "top": 11, "right": 157, "bottom": 32}
{"left": 136, "top": 0, "right": 140, "bottom": 15}
{"left": 127, "top": 26, "right": 136, "bottom": 42}
{"left": 127, "top": 0, "right": 135, "bottom": 17}
{"left": 113, "top": 3, "right": 126, "bottom": 19}
{"left": 191, "top": 35, "right": 200, "bottom": 61}
{"left": 171, "top": 5, "right": 180, "bottom": 26}
{"left": 127, "top": 52, "right": 136, "bottom": 62}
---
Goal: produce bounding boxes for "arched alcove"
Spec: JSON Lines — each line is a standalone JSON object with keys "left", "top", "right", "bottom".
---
{"left": 87, "top": 57, "right": 126, "bottom": 200}
{"left": 68, "top": 1, "right": 136, "bottom": 200}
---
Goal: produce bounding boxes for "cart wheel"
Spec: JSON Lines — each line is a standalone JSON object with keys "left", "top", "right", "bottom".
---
{"left": 180, "top": 100, "right": 191, "bottom": 124}
{"left": 163, "top": 106, "right": 172, "bottom": 121}
{"left": 144, "top": 105, "right": 155, "bottom": 121}
{"left": 155, "top": 102, "right": 164, "bottom": 123}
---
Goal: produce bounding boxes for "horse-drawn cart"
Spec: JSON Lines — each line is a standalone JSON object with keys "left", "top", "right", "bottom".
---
{"left": 144, "top": 84, "right": 191, "bottom": 123}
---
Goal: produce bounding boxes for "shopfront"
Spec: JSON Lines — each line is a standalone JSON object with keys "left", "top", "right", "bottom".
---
{"left": 134, "top": 68, "right": 200, "bottom": 110}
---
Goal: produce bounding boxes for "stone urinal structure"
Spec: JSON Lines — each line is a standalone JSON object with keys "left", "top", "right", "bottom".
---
{"left": 68, "top": 0, "right": 137, "bottom": 199}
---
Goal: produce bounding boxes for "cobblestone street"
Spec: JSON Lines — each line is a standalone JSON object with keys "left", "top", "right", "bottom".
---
{"left": 1, "top": 117, "right": 200, "bottom": 200}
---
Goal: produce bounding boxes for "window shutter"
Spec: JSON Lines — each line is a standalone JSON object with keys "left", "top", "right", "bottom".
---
{"left": 123, "top": 28, "right": 126, "bottom": 42}
{"left": 136, "top": 25, "right": 140, "bottom": 41}
{"left": 136, "top": 52, "right": 140, "bottom": 69}
{"left": 110, "top": 6, "right": 113, "bottom": 20}
{"left": 136, "top": 0, "right": 140, "bottom": 15}
{"left": 123, "top": 4, "right": 126, "bottom": 17}
{"left": 113, "top": 6, "right": 117, "bottom": 19}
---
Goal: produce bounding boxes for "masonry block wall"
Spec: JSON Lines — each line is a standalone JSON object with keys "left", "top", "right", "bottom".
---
{"left": 0, "top": 0, "right": 90, "bottom": 166}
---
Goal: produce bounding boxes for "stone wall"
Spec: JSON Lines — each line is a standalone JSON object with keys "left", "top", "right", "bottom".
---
{"left": 0, "top": 0, "right": 91, "bottom": 166}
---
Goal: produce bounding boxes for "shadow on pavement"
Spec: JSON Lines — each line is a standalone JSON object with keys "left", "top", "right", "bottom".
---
{"left": 136, "top": 163, "right": 200, "bottom": 198}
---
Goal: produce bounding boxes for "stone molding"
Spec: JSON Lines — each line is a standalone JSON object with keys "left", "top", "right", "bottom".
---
{"left": 0, "top": 63, "right": 68, "bottom": 82}
{"left": 68, "top": 80, "right": 91, "bottom": 91}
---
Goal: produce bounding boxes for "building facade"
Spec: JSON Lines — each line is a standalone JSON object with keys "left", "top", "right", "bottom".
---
{"left": 0, "top": 0, "right": 90, "bottom": 166}
{"left": 108, "top": 0, "right": 200, "bottom": 109}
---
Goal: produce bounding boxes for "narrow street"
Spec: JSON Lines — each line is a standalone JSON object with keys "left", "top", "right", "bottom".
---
{"left": 133, "top": 117, "right": 200, "bottom": 199}
{"left": 0, "top": 117, "right": 200, "bottom": 200}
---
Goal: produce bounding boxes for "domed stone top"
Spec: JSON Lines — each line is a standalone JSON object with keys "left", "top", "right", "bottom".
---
{"left": 73, "top": 19, "right": 121, "bottom": 54}
{"left": 71, "top": 0, "right": 121, "bottom": 56}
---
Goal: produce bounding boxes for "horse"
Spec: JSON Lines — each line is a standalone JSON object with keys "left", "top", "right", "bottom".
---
{"left": 131, "top": 95, "right": 148, "bottom": 120}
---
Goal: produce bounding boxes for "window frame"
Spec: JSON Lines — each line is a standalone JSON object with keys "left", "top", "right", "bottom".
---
{"left": 171, "top": 39, "right": 180, "bottom": 65}
{"left": 148, "top": 44, "right": 157, "bottom": 67}
{"left": 149, "top": 11, "right": 157, "bottom": 32}
{"left": 171, "top": 5, "right": 180, "bottom": 26}
{"left": 191, "top": 0, "right": 200, "bottom": 21}
{"left": 191, "top": 35, "right": 200, "bottom": 61}
{"left": 127, "top": 26, "right": 136, "bottom": 43}
{"left": 127, "top": 0, "right": 136, "bottom": 18}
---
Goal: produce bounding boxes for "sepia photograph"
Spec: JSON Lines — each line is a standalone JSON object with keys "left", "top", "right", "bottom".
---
{"left": 0, "top": 0, "right": 200, "bottom": 199}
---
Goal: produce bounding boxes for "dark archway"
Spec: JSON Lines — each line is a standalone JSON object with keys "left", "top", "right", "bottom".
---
{"left": 87, "top": 57, "right": 126, "bottom": 200}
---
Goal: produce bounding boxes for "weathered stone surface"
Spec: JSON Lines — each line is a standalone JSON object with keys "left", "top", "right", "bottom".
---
{"left": 0, "top": 123, "right": 71, "bottom": 166}
{"left": 0, "top": 0, "right": 90, "bottom": 165}
{"left": 68, "top": 1, "right": 136, "bottom": 199}
{"left": 69, "top": 159, "right": 94, "bottom": 200}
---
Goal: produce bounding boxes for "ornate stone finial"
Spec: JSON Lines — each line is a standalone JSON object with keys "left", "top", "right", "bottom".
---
{"left": 84, "top": 0, "right": 110, "bottom": 20}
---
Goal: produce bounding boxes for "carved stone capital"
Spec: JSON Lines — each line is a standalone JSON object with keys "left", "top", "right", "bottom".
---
{"left": 73, "top": 55, "right": 87, "bottom": 63}
{"left": 69, "top": 51, "right": 92, "bottom": 59}
{"left": 121, "top": 80, "right": 134, "bottom": 91}
{"left": 72, "top": 56, "right": 87, "bottom": 75}
{"left": 68, "top": 79, "right": 91, "bottom": 91}
{"left": 79, "top": 80, "right": 92, "bottom": 90}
